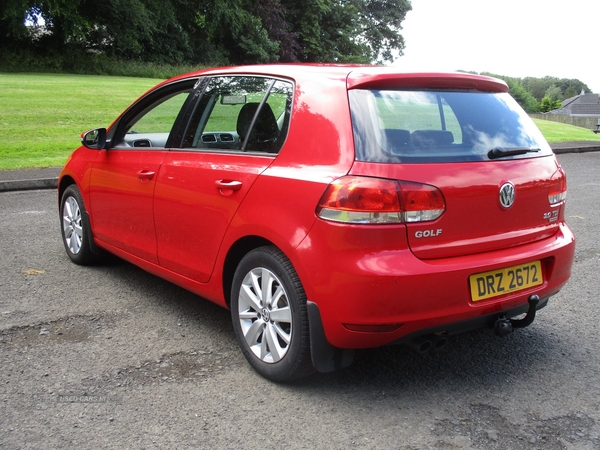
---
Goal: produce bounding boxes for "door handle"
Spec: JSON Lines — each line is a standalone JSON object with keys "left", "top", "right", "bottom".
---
{"left": 215, "top": 180, "right": 242, "bottom": 197}
{"left": 215, "top": 179, "right": 243, "bottom": 193}
{"left": 137, "top": 170, "right": 155, "bottom": 182}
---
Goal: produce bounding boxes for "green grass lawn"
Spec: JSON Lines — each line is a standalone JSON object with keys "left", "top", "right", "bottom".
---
{"left": 0, "top": 73, "right": 159, "bottom": 170}
{"left": 532, "top": 118, "right": 600, "bottom": 143}
{"left": 1, "top": 73, "right": 599, "bottom": 170}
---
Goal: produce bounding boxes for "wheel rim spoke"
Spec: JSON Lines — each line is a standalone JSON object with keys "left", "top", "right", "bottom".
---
{"left": 260, "top": 329, "right": 270, "bottom": 360}
{"left": 269, "top": 305, "right": 291, "bottom": 323}
{"left": 244, "top": 320, "right": 264, "bottom": 347}
{"left": 71, "top": 232, "right": 81, "bottom": 254}
{"left": 240, "top": 282, "right": 262, "bottom": 313}
{"left": 259, "top": 268, "right": 274, "bottom": 305}
{"left": 264, "top": 323, "right": 284, "bottom": 362}
{"left": 270, "top": 284, "right": 284, "bottom": 308}
{"left": 238, "top": 310, "right": 258, "bottom": 320}
{"left": 273, "top": 322, "right": 291, "bottom": 345}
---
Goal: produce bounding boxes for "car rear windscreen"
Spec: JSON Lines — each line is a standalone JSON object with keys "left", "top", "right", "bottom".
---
{"left": 349, "top": 89, "right": 553, "bottom": 163}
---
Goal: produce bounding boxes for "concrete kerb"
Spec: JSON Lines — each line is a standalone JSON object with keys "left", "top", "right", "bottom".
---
{"left": 0, "top": 177, "right": 59, "bottom": 192}
{"left": 0, "top": 168, "right": 61, "bottom": 192}
{"left": 0, "top": 142, "right": 599, "bottom": 193}
{"left": 550, "top": 142, "right": 600, "bottom": 154}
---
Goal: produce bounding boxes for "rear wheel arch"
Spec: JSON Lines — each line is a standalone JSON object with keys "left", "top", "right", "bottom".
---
{"left": 222, "top": 236, "right": 273, "bottom": 308}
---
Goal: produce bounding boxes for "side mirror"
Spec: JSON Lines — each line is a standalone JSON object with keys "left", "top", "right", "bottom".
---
{"left": 81, "top": 128, "right": 107, "bottom": 149}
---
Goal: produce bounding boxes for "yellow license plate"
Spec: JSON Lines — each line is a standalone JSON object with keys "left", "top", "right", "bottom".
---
{"left": 469, "top": 261, "right": 543, "bottom": 301}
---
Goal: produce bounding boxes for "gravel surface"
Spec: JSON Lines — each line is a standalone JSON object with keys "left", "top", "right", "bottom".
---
{"left": 1, "top": 152, "right": 599, "bottom": 449}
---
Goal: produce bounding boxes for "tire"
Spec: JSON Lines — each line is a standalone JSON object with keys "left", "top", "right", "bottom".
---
{"left": 60, "top": 185, "right": 99, "bottom": 265}
{"left": 231, "top": 246, "right": 314, "bottom": 381}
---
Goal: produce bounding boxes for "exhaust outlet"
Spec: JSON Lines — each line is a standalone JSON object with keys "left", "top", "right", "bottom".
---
{"left": 429, "top": 333, "right": 448, "bottom": 351}
{"left": 407, "top": 336, "right": 433, "bottom": 354}
{"left": 407, "top": 334, "right": 448, "bottom": 354}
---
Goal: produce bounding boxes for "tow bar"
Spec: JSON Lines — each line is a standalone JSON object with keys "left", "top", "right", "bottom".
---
{"left": 494, "top": 295, "right": 540, "bottom": 337}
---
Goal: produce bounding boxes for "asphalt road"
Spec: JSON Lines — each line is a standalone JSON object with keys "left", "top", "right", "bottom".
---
{"left": 1, "top": 152, "right": 599, "bottom": 449}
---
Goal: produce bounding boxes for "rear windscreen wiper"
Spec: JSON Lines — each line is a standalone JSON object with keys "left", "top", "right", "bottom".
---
{"left": 488, "top": 146, "right": 541, "bottom": 159}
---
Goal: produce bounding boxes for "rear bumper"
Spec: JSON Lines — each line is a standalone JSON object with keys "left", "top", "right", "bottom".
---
{"left": 296, "top": 221, "right": 575, "bottom": 349}
{"left": 307, "top": 295, "right": 550, "bottom": 373}
{"left": 386, "top": 294, "right": 550, "bottom": 345}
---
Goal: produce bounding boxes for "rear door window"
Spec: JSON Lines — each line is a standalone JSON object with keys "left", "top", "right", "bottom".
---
{"left": 182, "top": 76, "right": 293, "bottom": 154}
{"left": 349, "top": 89, "right": 552, "bottom": 163}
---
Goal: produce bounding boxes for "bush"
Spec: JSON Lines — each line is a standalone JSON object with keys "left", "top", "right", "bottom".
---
{"left": 0, "top": 47, "right": 208, "bottom": 79}
{"left": 538, "top": 96, "right": 563, "bottom": 113}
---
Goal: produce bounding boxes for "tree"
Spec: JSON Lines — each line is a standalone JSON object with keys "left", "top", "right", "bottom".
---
{"left": 1, "top": 0, "right": 411, "bottom": 66}
{"left": 522, "top": 77, "right": 553, "bottom": 102}
{"left": 1, "top": 0, "right": 195, "bottom": 64}
{"left": 522, "top": 76, "right": 591, "bottom": 102}
{"left": 0, "top": 0, "right": 81, "bottom": 50}
{"left": 251, "top": 0, "right": 300, "bottom": 62}
{"left": 0, "top": 0, "right": 33, "bottom": 46}
{"left": 353, "top": 0, "right": 412, "bottom": 62}
{"left": 86, "top": 0, "right": 193, "bottom": 63}
{"left": 481, "top": 73, "right": 540, "bottom": 113}
{"left": 539, "top": 96, "right": 562, "bottom": 113}
{"left": 545, "top": 85, "right": 562, "bottom": 101}
{"left": 189, "top": 0, "right": 280, "bottom": 64}
{"left": 280, "top": 0, "right": 411, "bottom": 63}
{"left": 278, "top": 0, "right": 333, "bottom": 62}
{"left": 508, "top": 82, "right": 540, "bottom": 113}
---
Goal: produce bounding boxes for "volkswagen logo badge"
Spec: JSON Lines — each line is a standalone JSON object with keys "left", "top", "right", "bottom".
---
{"left": 499, "top": 182, "right": 515, "bottom": 208}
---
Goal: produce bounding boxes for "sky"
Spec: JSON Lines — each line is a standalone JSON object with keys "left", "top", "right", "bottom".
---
{"left": 396, "top": 0, "right": 600, "bottom": 92}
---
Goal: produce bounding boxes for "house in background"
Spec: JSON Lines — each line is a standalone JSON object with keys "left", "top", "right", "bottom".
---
{"left": 548, "top": 90, "right": 600, "bottom": 117}
{"left": 543, "top": 90, "right": 600, "bottom": 132}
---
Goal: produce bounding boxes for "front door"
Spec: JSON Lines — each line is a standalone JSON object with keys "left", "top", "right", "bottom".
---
{"left": 89, "top": 82, "right": 194, "bottom": 263}
{"left": 90, "top": 149, "right": 167, "bottom": 263}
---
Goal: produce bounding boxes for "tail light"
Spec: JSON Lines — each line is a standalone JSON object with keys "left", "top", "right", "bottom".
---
{"left": 317, "top": 176, "right": 445, "bottom": 224}
{"left": 548, "top": 167, "right": 567, "bottom": 206}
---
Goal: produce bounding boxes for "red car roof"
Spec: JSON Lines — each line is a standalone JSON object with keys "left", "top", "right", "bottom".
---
{"left": 164, "top": 64, "right": 509, "bottom": 93}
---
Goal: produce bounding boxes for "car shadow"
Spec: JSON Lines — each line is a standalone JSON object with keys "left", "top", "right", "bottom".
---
{"left": 84, "top": 255, "right": 235, "bottom": 339}
{"left": 84, "top": 255, "right": 570, "bottom": 395}
{"left": 296, "top": 324, "right": 567, "bottom": 395}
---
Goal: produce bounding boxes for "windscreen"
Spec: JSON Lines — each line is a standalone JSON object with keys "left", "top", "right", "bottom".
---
{"left": 349, "top": 89, "right": 552, "bottom": 163}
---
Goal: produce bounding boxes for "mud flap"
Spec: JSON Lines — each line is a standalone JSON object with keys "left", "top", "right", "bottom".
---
{"left": 307, "top": 301, "right": 355, "bottom": 373}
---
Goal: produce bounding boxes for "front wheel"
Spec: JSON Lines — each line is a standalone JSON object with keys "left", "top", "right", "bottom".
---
{"left": 60, "top": 185, "right": 99, "bottom": 265}
{"left": 230, "top": 246, "right": 314, "bottom": 381}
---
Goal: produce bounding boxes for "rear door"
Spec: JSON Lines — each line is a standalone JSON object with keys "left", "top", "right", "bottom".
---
{"left": 154, "top": 76, "right": 293, "bottom": 282}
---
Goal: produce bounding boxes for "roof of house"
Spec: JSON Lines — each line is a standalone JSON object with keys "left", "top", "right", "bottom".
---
{"left": 556, "top": 92, "right": 600, "bottom": 116}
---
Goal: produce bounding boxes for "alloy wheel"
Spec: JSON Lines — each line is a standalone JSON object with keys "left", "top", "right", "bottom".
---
{"left": 62, "top": 196, "right": 83, "bottom": 255}
{"left": 237, "top": 267, "right": 293, "bottom": 363}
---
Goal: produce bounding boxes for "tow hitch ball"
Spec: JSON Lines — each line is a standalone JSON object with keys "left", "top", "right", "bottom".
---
{"left": 494, "top": 295, "right": 540, "bottom": 337}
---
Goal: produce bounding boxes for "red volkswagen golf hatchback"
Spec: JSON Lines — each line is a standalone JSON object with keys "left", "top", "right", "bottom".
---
{"left": 59, "top": 65, "right": 575, "bottom": 381}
